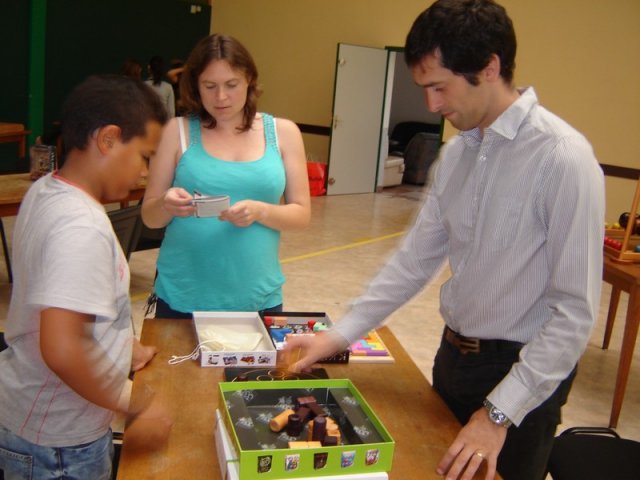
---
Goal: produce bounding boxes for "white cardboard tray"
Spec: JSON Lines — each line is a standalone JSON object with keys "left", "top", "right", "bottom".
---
{"left": 193, "top": 312, "right": 277, "bottom": 368}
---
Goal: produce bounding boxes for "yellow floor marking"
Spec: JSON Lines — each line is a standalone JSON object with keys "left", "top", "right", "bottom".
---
{"left": 129, "top": 230, "right": 405, "bottom": 301}
{"left": 280, "top": 231, "right": 404, "bottom": 264}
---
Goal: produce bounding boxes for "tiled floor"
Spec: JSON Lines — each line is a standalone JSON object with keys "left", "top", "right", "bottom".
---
{"left": 1, "top": 184, "right": 638, "bottom": 447}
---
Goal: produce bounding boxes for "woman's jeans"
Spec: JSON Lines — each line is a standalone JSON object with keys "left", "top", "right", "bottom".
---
{"left": 0, "top": 426, "right": 113, "bottom": 480}
{"left": 155, "top": 296, "right": 283, "bottom": 319}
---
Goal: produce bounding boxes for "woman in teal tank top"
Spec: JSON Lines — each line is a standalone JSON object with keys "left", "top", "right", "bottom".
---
{"left": 141, "top": 34, "right": 311, "bottom": 317}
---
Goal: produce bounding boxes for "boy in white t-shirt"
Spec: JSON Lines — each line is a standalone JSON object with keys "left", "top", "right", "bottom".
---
{"left": 0, "top": 75, "right": 171, "bottom": 479}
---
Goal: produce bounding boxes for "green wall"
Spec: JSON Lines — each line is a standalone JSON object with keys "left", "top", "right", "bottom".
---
{"left": 0, "top": 0, "right": 31, "bottom": 172}
{"left": 0, "top": 0, "right": 211, "bottom": 173}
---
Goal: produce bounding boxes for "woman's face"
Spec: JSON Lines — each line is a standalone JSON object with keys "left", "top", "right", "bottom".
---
{"left": 197, "top": 59, "right": 249, "bottom": 124}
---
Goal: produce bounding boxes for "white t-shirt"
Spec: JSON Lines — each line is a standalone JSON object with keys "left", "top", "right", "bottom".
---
{"left": 0, "top": 174, "right": 133, "bottom": 447}
{"left": 145, "top": 79, "right": 175, "bottom": 117}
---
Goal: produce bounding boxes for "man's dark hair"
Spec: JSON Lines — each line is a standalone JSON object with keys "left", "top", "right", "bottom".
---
{"left": 148, "top": 55, "right": 165, "bottom": 86}
{"left": 404, "top": 0, "right": 516, "bottom": 85}
{"left": 61, "top": 74, "right": 168, "bottom": 152}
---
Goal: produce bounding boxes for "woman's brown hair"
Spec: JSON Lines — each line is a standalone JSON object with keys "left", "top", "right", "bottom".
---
{"left": 179, "top": 34, "right": 261, "bottom": 132}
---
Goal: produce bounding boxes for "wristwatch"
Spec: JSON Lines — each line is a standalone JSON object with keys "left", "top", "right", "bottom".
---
{"left": 483, "top": 399, "right": 513, "bottom": 428}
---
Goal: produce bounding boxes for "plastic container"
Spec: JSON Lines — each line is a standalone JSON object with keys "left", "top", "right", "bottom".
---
{"left": 307, "top": 162, "right": 327, "bottom": 196}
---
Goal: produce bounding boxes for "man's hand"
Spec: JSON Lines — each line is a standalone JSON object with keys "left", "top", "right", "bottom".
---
{"left": 131, "top": 338, "right": 158, "bottom": 372}
{"left": 437, "top": 407, "right": 507, "bottom": 480}
{"left": 282, "top": 331, "right": 347, "bottom": 372}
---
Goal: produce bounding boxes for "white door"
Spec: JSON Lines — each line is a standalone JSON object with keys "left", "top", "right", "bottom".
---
{"left": 327, "top": 44, "right": 388, "bottom": 195}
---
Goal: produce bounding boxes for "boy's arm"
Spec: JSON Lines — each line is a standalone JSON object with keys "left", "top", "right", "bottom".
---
{"left": 40, "top": 307, "right": 134, "bottom": 413}
{"left": 131, "top": 337, "right": 158, "bottom": 372}
{"left": 41, "top": 308, "right": 173, "bottom": 449}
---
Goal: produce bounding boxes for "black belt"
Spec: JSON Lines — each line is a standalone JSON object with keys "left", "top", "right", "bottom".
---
{"left": 444, "top": 326, "right": 523, "bottom": 354}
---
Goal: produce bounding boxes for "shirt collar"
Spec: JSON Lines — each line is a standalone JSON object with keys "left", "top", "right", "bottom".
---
{"left": 461, "top": 86, "right": 538, "bottom": 145}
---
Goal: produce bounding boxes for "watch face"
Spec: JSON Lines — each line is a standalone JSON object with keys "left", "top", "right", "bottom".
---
{"left": 483, "top": 399, "right": 511, "bottom": 427}
{"left": 491, "top": 407, "right": 507, "bottom": 424}
{"left": 489, "top": 406, "right": 512, "bottom": 427}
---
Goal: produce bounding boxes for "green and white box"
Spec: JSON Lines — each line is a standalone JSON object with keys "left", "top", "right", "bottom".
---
{"left": 218, "top": 379, "right": 395, "bottom": 479}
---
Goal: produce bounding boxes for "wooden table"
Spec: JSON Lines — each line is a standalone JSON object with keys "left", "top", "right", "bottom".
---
{"left": 0, "top": 173, "right": 33, "bottom": 217}
{"left": 601, "top": 256, "right": 640, "bottom": 428}
{"left": 0, "top": 123, "right": 30, "bottom": 160}
{"left": 0, "top": 173, "right": 146, "bottom": 217}
{"left": 117, "top": 319, "right": 494, "bottom": 480}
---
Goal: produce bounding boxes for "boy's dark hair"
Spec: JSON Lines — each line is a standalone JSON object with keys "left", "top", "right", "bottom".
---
{"left": 180, "top": 34, "right": 261, "bottom": 132}
{"left": 61, "top": 75, "right": 168, "bottom": 152}
{"left": 404, "top": 0, "right": 516, "bottom": 86}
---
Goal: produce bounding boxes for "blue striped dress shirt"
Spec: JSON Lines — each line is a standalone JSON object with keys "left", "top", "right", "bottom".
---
{"left": 333, "top": 87, "right": 605, "bottom": 426}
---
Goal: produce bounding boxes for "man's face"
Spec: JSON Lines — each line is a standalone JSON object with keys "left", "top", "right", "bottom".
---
{"left": 411, "top": 50, "right": 493, "bottom": 132}
{"left": 103, "top": 121, "right": 162, "bottom": 201}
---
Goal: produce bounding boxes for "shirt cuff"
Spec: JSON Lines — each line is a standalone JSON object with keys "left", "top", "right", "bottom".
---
{"left": 332, "top": 311, "right": 376, "bottom": 346}
{"left": 325, "top": 328, "right": 352, "bottom": 352}
{"left": 487, "top": 372, "right": 536, "bottom": 427}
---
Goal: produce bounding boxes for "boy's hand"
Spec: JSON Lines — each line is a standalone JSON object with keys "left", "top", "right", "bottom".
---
{"left": 131, "top": 338, "right": 157, "bottom": 372}
{"left": 124, "top": 396, "right": 173, "bottom": 452}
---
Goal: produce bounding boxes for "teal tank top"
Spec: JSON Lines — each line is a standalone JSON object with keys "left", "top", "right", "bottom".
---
{"left": 155, "top": 113, "right": 286, "bottom": 312}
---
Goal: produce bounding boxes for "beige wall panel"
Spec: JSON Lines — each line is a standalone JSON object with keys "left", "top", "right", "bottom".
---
{"left": 212, "top": 0, "right": 639, "bottom": 221}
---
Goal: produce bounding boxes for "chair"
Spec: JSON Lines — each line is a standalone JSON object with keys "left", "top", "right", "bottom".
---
{"left": 133, "top": 222, "right": 165, "bottom": 252}
{"left": 547, "top": 427, "right": 640, "bottom": 479}
{"left": 107, "top": 205, "right": 143, "bottom": 261}
{"left": 107, "top": 206, "right": 142, "bottom": 478}
{"left": 128, "top": 197, "right": 164, "bottom": 253}
{"left": 111, "top": 432, "right": 123, "bottom": 480}
{"left": 0, "top": 218, "right": 12, "bottom": 283}
{"left": 401, "top": 132, "right": 441, "bottom": 186}
{"left": 388, "top": 121, "right": 440, "bottom": 156}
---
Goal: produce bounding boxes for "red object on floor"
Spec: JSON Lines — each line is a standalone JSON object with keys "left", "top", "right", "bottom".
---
{"left": 307, "top": 162, "right": 327, "bottom": 196}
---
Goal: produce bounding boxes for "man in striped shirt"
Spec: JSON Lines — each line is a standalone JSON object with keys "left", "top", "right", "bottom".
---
{"left": 287, "top": 1, "right": 605, "bottom": 479}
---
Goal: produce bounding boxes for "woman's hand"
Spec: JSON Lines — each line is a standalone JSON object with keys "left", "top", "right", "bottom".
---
{"left": 219, "top": 200, "right": 266, "bottom": 227}
{"left": 162, "top": 187, "right": 196, "bottom": 217}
